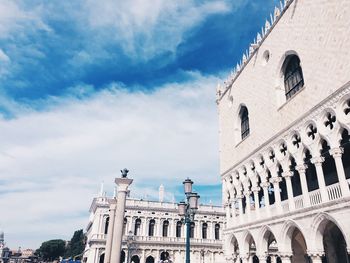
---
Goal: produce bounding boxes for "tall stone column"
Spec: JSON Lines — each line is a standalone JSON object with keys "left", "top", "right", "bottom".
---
{"left": 261, "top": 182, "right": 271, "bottom": 216}
{"left": 282, "top": 171, "right": 295, "bottom": 211}
{"left": 296, "top": 165, "right": 310, "bottom": 207}
{"left": 110, "top": 173, "right": 133, "bottom": 263}
{"left": 311, "top": 156, "right": 328, "bottom": 202}
{"left": 330, "top": 147, "right": 350, "bottom": 197}
{"left": 104, "top": 201, "right": 117, "bottom": 263}
{"left": 271, "top": 177, "right": 282, "bottom": 213}
{"left": 237, "top": 195, "right": 244, "bottom": 223}
{"left": 244, "top": 191, "right": 251, "bottom": 221}
{"left": 252, "top": 187, "right": 260, "bottom": 219}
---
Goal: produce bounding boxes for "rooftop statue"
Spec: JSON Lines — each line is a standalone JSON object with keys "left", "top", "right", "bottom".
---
{"left": 120, "top": 168, "right": 129, "bottom": 178}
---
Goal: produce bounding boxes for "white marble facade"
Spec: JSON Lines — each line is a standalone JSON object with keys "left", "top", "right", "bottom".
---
{"left": 83, "top": 188, "right": 225, "bottom": 263}
{"left": 217, "top": 0, "right": 350, "bottom": 262}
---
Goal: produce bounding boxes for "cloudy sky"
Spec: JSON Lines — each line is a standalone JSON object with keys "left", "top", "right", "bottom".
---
{"left": 0, "top": 0, "right": 279, "bottom": 249}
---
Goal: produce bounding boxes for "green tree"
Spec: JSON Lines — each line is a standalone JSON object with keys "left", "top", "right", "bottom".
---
{"left": 37, "top": 239, "right": 66, "bottom": 261}
{"left": 65, "top": 229, "right": 85, "bottom": 259}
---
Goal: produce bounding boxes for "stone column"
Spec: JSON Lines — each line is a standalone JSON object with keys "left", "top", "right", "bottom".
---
{"left": 258, "top": 255, "right": 266, "bottom": 263}
{"left": 244, "top": 191, "right": 251, "bottom": 221}
{"left": 330, "top": 147, "right": 350, "bottom": 197}
{"left": 261, "top": 182, "right": 271, "bottom": 216}
{"left": 237, "top": 195, "right": 244, "bottom": 224}
{"left": 280, "top": 255, "right": 291, "bottom": 263}
{"left": 104, "top": 201, "right": 117, "bottom": 263}
{"left": 252, "top": 187, "right": 260, "bottom": 219}
{"left": 110, "top": 176, "right": 133, "bottom": 263}
{"left": 282, "top": 171, "right": 295, "bottom": 211}
{"left": 311, "top": 156, "right": 328, "bottom": 202}
{"left": 296, "top": 164, "right": 310, "bottom": 207}
{"left": 308, "top": 252, "right": 324, "bottom": 263}
{"left": 270, "top": 177, "right": 282, "bottom": 213}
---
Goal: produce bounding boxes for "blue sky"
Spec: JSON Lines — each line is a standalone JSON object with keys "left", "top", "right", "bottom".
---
{"left": 0, "top": 0, "right": 279, "bottom": 249}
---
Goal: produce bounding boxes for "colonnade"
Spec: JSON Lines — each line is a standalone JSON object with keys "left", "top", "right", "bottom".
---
{"left": 223, "top": 99, "right": 350, "bottom": 225}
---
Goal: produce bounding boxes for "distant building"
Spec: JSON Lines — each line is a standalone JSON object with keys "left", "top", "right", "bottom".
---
{"left": 83, "top": 185, "right": 225, "bottom": 263}
{"left": 216, "top": 0, "right": 350, "bottom": 262}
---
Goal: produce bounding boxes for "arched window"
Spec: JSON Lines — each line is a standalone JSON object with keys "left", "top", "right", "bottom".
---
{"left": 202, "top": 223, "right": 208, "bottom": 239}
{"left": 214, "top": 224, "right": 220, "bottom": 240}
{"left": 162, "top": 220, "right": 169, "bottom": 237}
{"left": 148, "top": 219, "right": 155, "bottom": 236}
{"left": 134, "top": 218, "right": 141, "bottom": 236}
{"left": 190, "top": 222, "right": 195, "bottom": 238}
{"left": 284, "top": 55, "right": 304, "bottom": 99}
{"left": 176, "top": 221, "right": 182, "bottom": 238}
{"left": 240, "top": 106, "right": 250, "bottom": 139}
{"left": 122, "top": 218, "right": 127, "bottom": 235}
{"left": 104, "top": 216, "right": 109, "bottom": 235}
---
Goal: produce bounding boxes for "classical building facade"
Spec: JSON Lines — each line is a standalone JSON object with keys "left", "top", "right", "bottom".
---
{"left": 83, "top": 186, "right": 225, "bottom": 263}
{"left": 217, "top": 0, "right": 350, "bottom": 262}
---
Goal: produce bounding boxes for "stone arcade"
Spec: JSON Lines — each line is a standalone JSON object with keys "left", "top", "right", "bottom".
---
{"left": 217, "top": 0, "right": 350, "bottom": 262}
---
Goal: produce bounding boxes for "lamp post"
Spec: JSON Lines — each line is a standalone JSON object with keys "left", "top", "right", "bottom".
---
{"left": 126, "top": 231, "right": 135, "bottom": 263}
{"left": 178, "top": 178, "right": 200, "bottom": 263}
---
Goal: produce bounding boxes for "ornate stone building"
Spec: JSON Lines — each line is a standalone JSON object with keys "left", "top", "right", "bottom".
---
{"left": 83, "top": 186, "right": 225, "bottom": 263}
{"left": 217, "top": 0, "right": 350, "bottom": 262}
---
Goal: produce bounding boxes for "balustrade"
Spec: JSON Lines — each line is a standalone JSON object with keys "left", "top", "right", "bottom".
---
{"left": 326, "top": 182, "right": 342, "bottom": 201}
{"left": 230, "top": 181, "right": 346, "bottom": 228}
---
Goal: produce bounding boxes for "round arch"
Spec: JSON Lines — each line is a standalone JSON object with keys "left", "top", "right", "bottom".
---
{"left": 145, "top": 256, "right": 155, "bottom": 263}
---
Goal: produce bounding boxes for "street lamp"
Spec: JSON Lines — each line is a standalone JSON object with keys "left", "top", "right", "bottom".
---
{"left": 126, "top": 231, "right": 135, "bottom": 263}
{"left": 178, "top": 178, "right": 200, "bottom": 263}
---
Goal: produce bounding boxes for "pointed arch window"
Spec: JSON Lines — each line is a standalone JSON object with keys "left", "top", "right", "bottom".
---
{"left": 240, "top": 106, "right": 250, "bottom": 139}
{"left": 284, "top": 55, "right": 304, "bottom": 99}
{"left": 148, "top": 219, "right": 155, "bottom": 236}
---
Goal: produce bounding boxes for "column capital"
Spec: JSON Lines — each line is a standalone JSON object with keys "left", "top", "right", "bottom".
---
{"left": 243, "top": 190, "right": 251, "bottom": 196}
{"left": 251, "top": 186, "right": 261, "bottom": 193}
{"left": 296, "top": 164, "right": 308, "bottom": 173}
{"left": 311, "top": 156, "right": 325, "bottom": 165}
{"left": 270, "top": 176, "right": 282, "bottom": 184}
{"left": 236, "top": 194, "right": 244, "bottom": 199}
{"left": 260, "top": 181, "right": 270, "bottom": 188}
{"left": 329, "top": 147, "right": 344, "bottom": 158}
{"left": 282, "top": 171, "right": 293, "bottom": 178}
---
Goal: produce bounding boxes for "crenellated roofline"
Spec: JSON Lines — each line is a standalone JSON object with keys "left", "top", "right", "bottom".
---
{"left": 216, "top": 0, "right": 295, "bottom": 103}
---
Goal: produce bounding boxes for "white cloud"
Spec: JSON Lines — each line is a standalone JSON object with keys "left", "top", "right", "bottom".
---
{"left": 0, "top": 72, "right": 221, "bottom": 248}
{"left": 0, "top": 49, "right": 10, "bottom": 62}
{"left": 83, "top": 0, "right": 233, "bottom": 59}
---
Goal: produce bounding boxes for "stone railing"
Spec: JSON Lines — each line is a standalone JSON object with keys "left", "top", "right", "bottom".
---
{"left": 228, "top": 182, "right": 345, "bottom": 228}
{"left": 131, "top": 235, "right": 222, "bottom": 245}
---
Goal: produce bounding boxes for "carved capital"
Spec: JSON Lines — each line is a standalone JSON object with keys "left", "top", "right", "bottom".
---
{"left": 296, "top": 164, "right": 308, "bottom": 173}
{"left": 260, "top": 181, "right": 270, "bottom": 188}
{"left": 251, "top": 186, "right": 261, "bottom": 193}
{"left": 270, "top": 176, "right": 282, "bottom": 184}
{"left": 311, "top": 156, "right": 325, "bottom": 165}
{"left": 282, "top": 171, "right": 293, "bottom": 178}
{"left": 329, "top": 147, "right": 344, "bottom": 158}
{"left": 243, "top": 191, "right": 251, "bottom": 196}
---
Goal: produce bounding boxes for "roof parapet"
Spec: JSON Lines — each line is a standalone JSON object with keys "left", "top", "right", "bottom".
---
{"left": 216, "top": 0, "right": 294, "bottom": 103}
